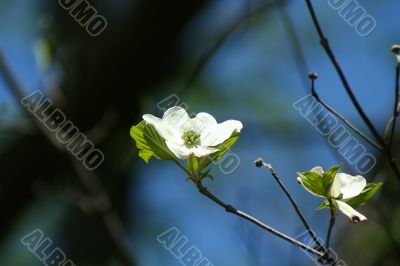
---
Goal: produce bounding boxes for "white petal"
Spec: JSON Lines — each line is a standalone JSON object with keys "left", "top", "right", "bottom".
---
{"left": 162, "top": 106, "right": 190, "bottom": 135}
{"left": 165, "top": 141, "right": 192, "bottom": 159}
{"left": 185, "top": 112, "right": 217, "bottom": 135}
{"left": 143, "top": 113, "right": 161, "bottom": 125}
{"left": 201, "top": 120, "right": 243, "bottom": 146}
{"left": 165, "top": 142, "right": 219, "bottom": 159}
{"left": 335, "top": 200, "right": 367, "bottom": 223}
{"left": 143, "top": 114, "right": 182, "bottom": 144}
{"left": 191, "top": 146, "right": 219, "bottom": 158}
{"left": 310, "top": 166, "right": 324, "bottom": 175}
{"left": 330, "top": 173, "right": 366, "bottom": 199}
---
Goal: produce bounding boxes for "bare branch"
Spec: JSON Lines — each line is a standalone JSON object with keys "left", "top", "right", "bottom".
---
{"left": 196, "top": 183, "right": 325, "bottom": 258}
{"left": 303, "top": 0, "right": 400, "bottom": 181}
{"left": 309, "top": 74, "right": 382, "bottom": 151}
{"left": 255, "top": 158, "right": 328, "bottom": 256}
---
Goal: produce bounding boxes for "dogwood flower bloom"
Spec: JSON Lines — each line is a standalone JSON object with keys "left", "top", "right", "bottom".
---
{"left": 310, "top": 167, "right": 367, "bottom": 223}
{"left": 142, "top": 106, "right": 242, "bottom": 159}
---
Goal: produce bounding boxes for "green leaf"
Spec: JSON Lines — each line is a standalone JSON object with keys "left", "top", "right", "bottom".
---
{"left": 130, "top": 121, "right": 175, "bottom": 163}
{"left": 317, "top": 199, "right": 330, "bottom": 210}
{"left": 297, "top": 171, "right": 326, "bottom": 197}
{"left": 215, "top": 132, "right": 240, "bottom": 159}
{"left": 325, "top": 164, "right": 342, "bottom": 177}
{"left": 197, "top": 132, "right": 240, "bottom": 170}
{"left": 322, "top": 164, "right": 342, "bottom": 191}
{"left": 325, "top": 164, "right": 342, "bottom": 179}
{"left": 343, "top": 182, "right": 383, "bottom": 208}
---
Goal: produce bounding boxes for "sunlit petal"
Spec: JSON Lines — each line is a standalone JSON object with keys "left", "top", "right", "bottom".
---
{"left": 143, "top": 114, "right": 182, "bottom": 144}
{"left": 201, "top": 120, "right": 243, "bottom": 146}
{"left": 162, "top": 106, "right": 190, "bottom": 135}
{"left": 335, "top": 200, "right": 367, "bottom": 223}
{"left": 330, "top": 173, "right": 366, "bottom": 199}
{"left": 191, "top": 146, "right": 219, "bottom": 158}
{"left": 165, "top": 141, "right": 192, "bottom": 159}
{"left": 187, "top": 112, "right": 217, "bottom": 135}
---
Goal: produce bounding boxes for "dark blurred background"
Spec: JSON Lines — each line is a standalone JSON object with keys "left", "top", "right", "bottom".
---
{"left": 0, "top": 0, "right": 399, "bottom": 265}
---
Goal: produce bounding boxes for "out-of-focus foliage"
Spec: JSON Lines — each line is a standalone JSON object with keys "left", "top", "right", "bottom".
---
{"left": 0, "top": 0, "right": 399, "bottom": 266}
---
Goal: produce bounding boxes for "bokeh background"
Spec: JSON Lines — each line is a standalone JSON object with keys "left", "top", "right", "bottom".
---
{"left": 0, "top": 0, "right": 399, "bottom": 265}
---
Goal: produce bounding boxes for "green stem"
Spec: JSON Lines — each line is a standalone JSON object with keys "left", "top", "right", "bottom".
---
{"left": 326, "top": 199, "right": 336, "bottom": 249}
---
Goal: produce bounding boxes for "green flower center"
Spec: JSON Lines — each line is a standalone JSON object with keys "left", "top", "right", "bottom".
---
{"left": 182, "top": 130, "right": 201, "bottom": 148}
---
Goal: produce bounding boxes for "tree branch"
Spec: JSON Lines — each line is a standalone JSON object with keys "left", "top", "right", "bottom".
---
{"left": 195, "top": 182, "right": 325, "bottom": 258}
{"left": 304, "top": 0, "right": 381, "bottom": 142}
{"left": 309, "top": 74, "right": 382, "bottom": 151}
{"left": 303, "top": 0, "right": 400, "bottom": 181}
{"left": 254, "top": 158, "right": 330, "bottom": 257}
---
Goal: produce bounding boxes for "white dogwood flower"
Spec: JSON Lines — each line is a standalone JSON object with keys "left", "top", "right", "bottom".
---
{"left": 309, "top": 167, "right": 367, "bottom": 223}
{"left": 330, "top": 173, "right": 367, "bottom": 222}
{"left": 143, "top": 106, "right": 242, "bottom": 159}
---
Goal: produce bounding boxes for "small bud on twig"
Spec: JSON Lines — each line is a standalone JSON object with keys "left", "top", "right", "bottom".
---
{"left": 254, "top": 158, "right": 264, "bottom": 168}
{"left": 391, "top": 44, "right": 400, "bottom": 64}
{"left": 308, "top": 72, "right": 318, "bottom": 80}
{"left": 391, "top": 44, "right": 400, "bottom": 54}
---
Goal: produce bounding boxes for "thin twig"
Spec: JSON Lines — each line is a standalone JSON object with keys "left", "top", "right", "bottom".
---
{"left": 0, "top": 51, "right": 134, "bottom": 266}
{"left": 304, "top": 0, "right": 400, "bottom": 181}
{"left": 325, "top": 199, "right": 336, "bottom": 249}
{"left": 388, "top": 65, "right": 400, "bottom": 150}
{"left": 310, "top": 75, "right": 382, "bottom": 150}
{"left": 254, "top": 158, "right": 328, "bottom": 255}
{"left": 195, "top": 183, "right": 325, "bottom": 258}
{"left": 304, "top": 0, "right": 381, "bottom": 142}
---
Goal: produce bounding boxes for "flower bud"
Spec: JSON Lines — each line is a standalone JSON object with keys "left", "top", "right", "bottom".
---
{"left": 391, "top": 44, "right": 400, "bottom": 54}
{"left": 254, "top": 158, "right": 263, "bottom": 168}
{"left": 308, "top": 72, "right": 318, "bottom": 80}
{"left": 391, "top": 44, "right": 400, "bottom": 64}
